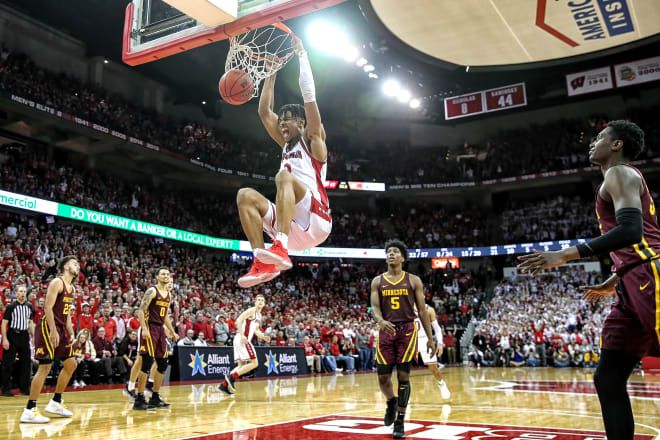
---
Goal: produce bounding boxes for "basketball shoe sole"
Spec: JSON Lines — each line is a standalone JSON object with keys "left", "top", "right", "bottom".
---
{"left": 253, "top": 247, "right": 292, "bottom": 271}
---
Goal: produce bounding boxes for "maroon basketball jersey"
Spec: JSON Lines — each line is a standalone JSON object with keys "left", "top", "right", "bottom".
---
{"left": 53, "top": 277, "right": 74, "bottom": 326}
{"left": 378, "top": 272, "right": 416, "bottom": 322}
{"left": 145, "top": 285, "right": 170, "bottom": 326}
{"left": 595, "top": 165, "right": 660, "bottom": 274}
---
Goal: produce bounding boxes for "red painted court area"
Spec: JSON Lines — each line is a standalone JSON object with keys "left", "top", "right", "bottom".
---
{"left": 180, "top": 416, "right": 656, "bottom": 440}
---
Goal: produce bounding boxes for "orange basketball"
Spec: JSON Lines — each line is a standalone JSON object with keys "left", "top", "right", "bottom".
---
{"left": 219, "top": 69, "right": 254, "bottom": 105}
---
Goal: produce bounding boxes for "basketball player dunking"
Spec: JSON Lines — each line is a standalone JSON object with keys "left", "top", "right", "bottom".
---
{"left": 133, "top": 268, "right": 178, "bottom": 410}
{"left": 371, "top": 240, "right": 436, "bottom": 439}
{"left": 414, "top": 303, "right": 450, "bottom": 399}
{"left": 21, "top": 256, "right": 78, "bottom": 424}
{"left": 219, "top": 294, "right": 270, "bottom": 394}
{"left": 518, "top": 120, "right": 659, "bottom": 440}
{"left": 125, "top": 280, "right": 174, "bottom": 401}
{"left": 236, "top": 37, "right": 331, "bottom": 288}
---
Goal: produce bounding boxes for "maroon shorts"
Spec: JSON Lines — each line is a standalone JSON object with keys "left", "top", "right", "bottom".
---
{"left": 602, "top": 259, "right": 660, "bottom": 358}
{"left": 139, "top": 324, "right": 168, "bottom": 358}
{"left": 376, "top": 321, "right": 418, "bottom": 365}
{"left": 34, "top": 319, "right": 72, "bottom": 361}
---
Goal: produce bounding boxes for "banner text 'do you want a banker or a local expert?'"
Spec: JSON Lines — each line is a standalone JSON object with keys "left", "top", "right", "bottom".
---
{"left": 0, "top": 189, "right": 592, "bottom": 258}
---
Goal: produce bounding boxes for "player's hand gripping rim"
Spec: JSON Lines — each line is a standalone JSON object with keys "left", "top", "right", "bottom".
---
{"left": 517, "top": 249, "right": 568, "bottom": 278}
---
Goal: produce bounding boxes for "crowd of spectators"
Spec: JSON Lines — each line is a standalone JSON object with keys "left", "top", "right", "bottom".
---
{"left": 2, "top": 45, "right": 659, "bottom": 186}
{"left": 0, "top": 144, "right": 602, "bottom": 253}
{"left": 0, "top": 46, "right": 276, "bottom": 174}
{"left": 500, "top": 195, "right": 600, "bottom": 243}
{"left": 338, "top": 111, "right": 660, "bottom": 184}
{"left": 470, "top": 266, "right": 608, "bottom": 368}
{"left": 0, "top": 212, "right": 477, "bottom": 387}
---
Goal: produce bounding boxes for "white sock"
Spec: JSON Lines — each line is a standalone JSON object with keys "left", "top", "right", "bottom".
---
{"left": 127, "top": 382, "right": 135, "bottom": 392}
{"left": 276, "top": 232, "right": 288, "bottom": 249}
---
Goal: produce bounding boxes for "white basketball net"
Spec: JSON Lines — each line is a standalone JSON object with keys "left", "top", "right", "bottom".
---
{"left": 225, "top": 23, "right": 296, "bottom": 98}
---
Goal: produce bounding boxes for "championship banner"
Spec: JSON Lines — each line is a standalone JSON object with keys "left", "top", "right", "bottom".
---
{"left": 174, "top": 346, "right": 307, "bottom": 382}
{"left": 613, "top": 56, "right": 660, "bottom": 87}
{"left": 566, "top": 66, "right": 614, "bottom": 96}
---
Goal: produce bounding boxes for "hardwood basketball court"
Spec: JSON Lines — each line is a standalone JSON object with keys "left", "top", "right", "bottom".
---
{"left": 1, "top": 367, "right": 659, "bottom": 439}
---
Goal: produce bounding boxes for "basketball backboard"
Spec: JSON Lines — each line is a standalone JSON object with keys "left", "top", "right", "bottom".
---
{"left": 122, "top": 0, "right": 347, "bottom": 66}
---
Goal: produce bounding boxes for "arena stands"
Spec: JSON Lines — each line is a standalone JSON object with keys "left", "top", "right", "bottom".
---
{"left": 0, "top": 144, "right": 601, "bottom": 250}
{"left": 2, "top": 46, "right": 659, "bottom": 186}
{"left": 472, "top": 266, "right": 609, "bottom": 368}
{"left": 0, "top": 211, "right": 481, "bottom": 386}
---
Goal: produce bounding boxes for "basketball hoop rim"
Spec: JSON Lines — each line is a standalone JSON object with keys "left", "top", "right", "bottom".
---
{"left": 231, "top": 22, "right": 296, "bottom": 64}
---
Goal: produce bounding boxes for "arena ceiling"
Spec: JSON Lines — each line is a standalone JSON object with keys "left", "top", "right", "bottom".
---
{"left": 2, "top": 0, "right": 659, "bottom": 123}
{"left": 367, "top": 0, "right": 660, "bottom": 68}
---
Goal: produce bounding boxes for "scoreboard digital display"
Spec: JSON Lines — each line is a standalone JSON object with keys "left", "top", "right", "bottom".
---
{"left": 444, "top": 83, "right": 527, "bottom": 120}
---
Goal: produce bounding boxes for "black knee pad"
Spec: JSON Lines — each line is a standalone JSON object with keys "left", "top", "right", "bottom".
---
{"left": 398, "top": 381, "right": 411, "bottom": 408}
{"left": 377, "top": 364, "right": 394, "bottom": 375}
{"left": 141, "top": 355, "right": 154, "bottom": 374}
{"left": 38, "top": 359, "right": 53, "bottom": 365}
{"left": 156, "top": 358, "right": 168, "bottom": 374}
{"left": 396, "top": 362, "right": 411, "bottom": 374}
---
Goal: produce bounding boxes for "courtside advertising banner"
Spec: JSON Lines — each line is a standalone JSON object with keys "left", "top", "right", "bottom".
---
{"left": 566, "top": 66, "right": 614, "bottom": 96}
{"left": 175, "top": 346, "right": 307, "bottom": 381}
{"left": 256, "top": 347, "right": 308, "bottom": 377}
{"left": 614, "top": 56, "right": 660, "bottom": 87}
{"left": 176, "top": 346, "right": 234, "bottom": 381}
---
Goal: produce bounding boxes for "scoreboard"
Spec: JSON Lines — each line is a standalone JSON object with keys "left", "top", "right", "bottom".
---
{"left": 444, "top": 83, "right": 527, "bottom": 120}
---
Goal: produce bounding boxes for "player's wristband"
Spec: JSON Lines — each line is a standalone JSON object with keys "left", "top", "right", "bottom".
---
{"left": 298, "top": 51, "right": 316, "bottom": 103}
{"left": 577, "top": 208, "right": 642, "bottom": 258}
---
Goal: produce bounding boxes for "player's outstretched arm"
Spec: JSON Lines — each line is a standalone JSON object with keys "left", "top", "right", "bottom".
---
{"left": 518, "top": 165, "right": 643, "bottom": 277}
{"left": 258, "top": 73, "right": 285, "bottom": 148}
{"left": 294, "top": 38, "right": 327, "bottom": 163}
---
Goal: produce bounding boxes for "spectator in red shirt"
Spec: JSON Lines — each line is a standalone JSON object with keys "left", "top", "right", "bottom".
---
{"left": 443, "top": 328, "right": 456, "bottom": 364}
{"left": 301, "top": 336, "right": 321, "bottom": 373}
{"left": 32, "top": 296, "right": 45, "bottom": 325}
{"left": 532, "top": 319, "right": 547, "bottom": 367}
{"left": 97, "top": 307, "right": 117, "bottom": 341}
{"left": 76, "top": 295, "right": 100, "bottom": 333}
{"left": 320, "top": 321, "right": 334, "bottom": 346}
{"left": 192, "top": 312, "right": 207, "bottom": 338}
{"left": 204, "top": 313, "right": 215, "bottom": 342}
{"left": 275, "top": 330, "right": 287, "bottom": 346}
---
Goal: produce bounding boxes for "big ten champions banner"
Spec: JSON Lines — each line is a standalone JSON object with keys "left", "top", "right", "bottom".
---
{"left": 173, "top": 346, "right": 308, "bottom": 381}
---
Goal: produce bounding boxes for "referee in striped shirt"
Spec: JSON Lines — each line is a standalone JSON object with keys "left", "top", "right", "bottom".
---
{"left": 1, "top": 285, "right": 34, "bottom": 397}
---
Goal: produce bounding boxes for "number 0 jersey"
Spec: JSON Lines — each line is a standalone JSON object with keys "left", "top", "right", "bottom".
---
{"left": 145, "top": 285, "right": 170, "bottom": 326}
{"left": 378, "top": 272, "right": 416, "bottom": 323}
{"left": 596, "top": 165, "right": 660, "bottom": 275}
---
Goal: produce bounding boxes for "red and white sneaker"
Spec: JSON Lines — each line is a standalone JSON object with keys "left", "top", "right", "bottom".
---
{"left": 238, "top": 260, "right": 280, "bottom": 288}
{"left": 254, "top": 240, "right": 292, "bottom": 270}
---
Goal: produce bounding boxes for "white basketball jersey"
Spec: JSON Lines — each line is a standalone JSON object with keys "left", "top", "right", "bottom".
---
{"left": 280, "top": 137, "right": 329, "bottom": 207}
{"left": 241, "top": 309, "right": 262, "bottom": 342}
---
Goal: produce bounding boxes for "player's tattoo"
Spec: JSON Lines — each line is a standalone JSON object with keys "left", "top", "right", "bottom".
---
{"left": 140, "top": 288, "right": 156, "bottom": 311}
